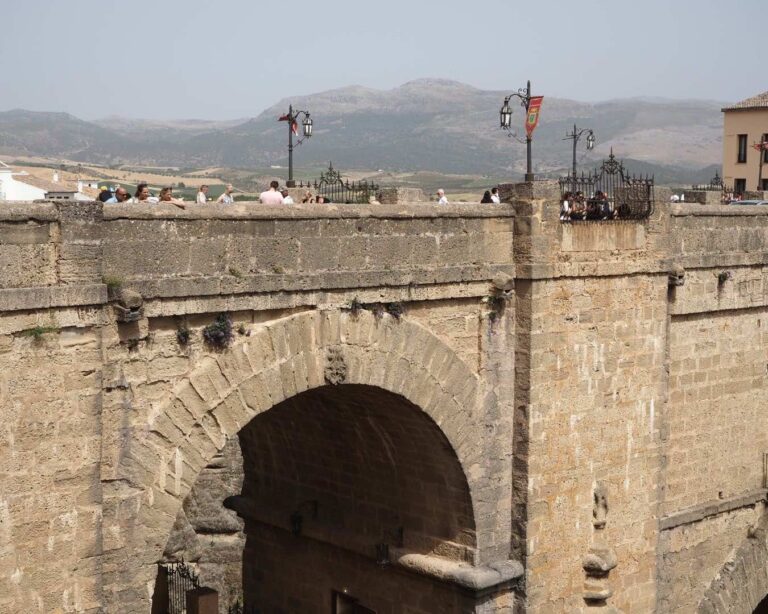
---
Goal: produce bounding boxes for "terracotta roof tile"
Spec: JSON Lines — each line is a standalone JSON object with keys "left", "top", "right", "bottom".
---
{"left": 722, "top": 91, "right": 768, "bottom": 111}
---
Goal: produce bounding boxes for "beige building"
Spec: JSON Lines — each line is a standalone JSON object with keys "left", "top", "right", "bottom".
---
{"left": 722, "top": 90, "right": 768, "bottom": 194}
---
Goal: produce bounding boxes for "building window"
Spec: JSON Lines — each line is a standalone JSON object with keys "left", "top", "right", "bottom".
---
{"left": 735, "top": 178, "right": 747, "bottom": 194}
{"left": 737, "top": 134, "right": 748, "bottom": 163}
{"left": 761, "top": 179, "right": 768, "bottom": 191}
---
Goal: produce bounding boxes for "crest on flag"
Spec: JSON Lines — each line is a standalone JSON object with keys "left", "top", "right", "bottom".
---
{"left": 525, "top": 96, "right": 544, "bottom": 138}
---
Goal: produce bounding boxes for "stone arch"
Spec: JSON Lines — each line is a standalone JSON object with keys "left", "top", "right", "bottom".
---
{"left": 698, "top": 513, "right": 768, "bottom": 613}
{"left": 104, "top": 309, "right": 510, "bottom": 610}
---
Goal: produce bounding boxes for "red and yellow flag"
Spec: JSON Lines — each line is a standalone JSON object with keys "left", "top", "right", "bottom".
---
{"left": 525, "top": 96, "right": 544, "bottom": 138}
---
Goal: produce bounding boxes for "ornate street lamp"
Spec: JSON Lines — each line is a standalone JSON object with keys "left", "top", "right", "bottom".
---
{"left": 563, "top": 124, "right": 596, "bottom": 177}
{"left": 499, "top": 80, "right": 541, "bottom": 182}
{"left": 279, "top": 104, "right": 314, "bottom": 187}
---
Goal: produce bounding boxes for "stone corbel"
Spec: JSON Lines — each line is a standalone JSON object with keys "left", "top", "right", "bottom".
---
{"left": 668, "top": 264, "right": 685, "bottom": 287}
{"left": 113, "top": 288, "right": 144, "bottom": 323}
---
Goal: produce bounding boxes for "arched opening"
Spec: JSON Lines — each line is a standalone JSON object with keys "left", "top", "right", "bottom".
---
{"left": 158, "top": 384, "right": 477, "bottom": 613}
{"left": 755, "top": 594, "right": 768, "bottom": 614}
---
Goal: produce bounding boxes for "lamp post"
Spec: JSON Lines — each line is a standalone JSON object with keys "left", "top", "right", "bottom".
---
{"left": 499, "top": 80, "right": 536, "bottom": 182}
{"left": 563, "top": 124, "right": 596, "bottom": 177}
{"left": 282, "top": 104, "right": 313, "bottom": 187}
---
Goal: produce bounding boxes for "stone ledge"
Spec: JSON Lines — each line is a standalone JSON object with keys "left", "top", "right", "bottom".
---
{"left": 0, "top": 203, "right": 59, "bottom": 222}
{"left": 225, "top": 494, "right": 520, "bottom": 593}
{"left": 121, "top": 265, "right": 515, "bottom": 299}
{"left": 679, "top": 253, "right": 768, "bottom": 269}
{"left": 671, "top": 204, "right": 768, "bottom": 217}
{"left": 660, "top": 488, "right": 768, "bottom": 531}
{"left": 0, "top": 284, "right": 107, "bottom": 311}
{"left": 102, "top": 202, "right": 516, "bottom": 220}
{"left": 515, "top": 259, "right": 672, "bottom": 280}
{"left": 141, "top": 281, "right": 491, "bottom": 318}
{"left": 394, "top": 550, "right": 523, "bottom": 592}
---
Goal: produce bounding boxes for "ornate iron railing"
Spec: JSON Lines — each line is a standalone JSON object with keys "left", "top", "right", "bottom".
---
{"left": 297, "top": 162, "right": 379, "bottom": 204}
{"left": 160, "top": 560, "right": 200, "bottom": 614}
{"left": 692, "top": 171, "right": 725, "bottom": 191}
{"left": 692, "top": 172, "right": 734, "bottom": 201}
{"left": 558, "top": 150, "right": 654, "bottom": 221}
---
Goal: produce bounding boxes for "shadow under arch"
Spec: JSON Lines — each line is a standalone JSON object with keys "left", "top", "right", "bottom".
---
{"left": 698, "top": 512, "right": 768, "bottom": 613}
{"left": 103, "top": 310, "right": 513, "bottom": 611}
{"left": 157, "top": 383, "right": 480, "bottom": 612}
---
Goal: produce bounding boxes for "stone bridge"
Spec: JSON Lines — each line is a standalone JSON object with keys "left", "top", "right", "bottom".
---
{"left": 1, "top": 183, "right": 768, "bottom": 613}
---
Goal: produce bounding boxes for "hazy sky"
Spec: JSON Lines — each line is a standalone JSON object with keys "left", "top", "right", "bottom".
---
{"left": 1, "top": 0, "right": 765, "bottom": 120}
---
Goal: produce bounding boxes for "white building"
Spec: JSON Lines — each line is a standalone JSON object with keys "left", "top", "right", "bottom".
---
{"left": 0, "top": 161, "right": 47, "bottom": 201}
{"left": 0, "top": 163, "right": 97, "bottom": 202}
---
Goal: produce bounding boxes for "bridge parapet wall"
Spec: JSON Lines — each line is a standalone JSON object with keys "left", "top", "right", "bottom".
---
{"left": 660, "top": 204, "right": 768, "bottom": 611}
{"left": 6, "top": 194, "right": 768, "bottom": 613}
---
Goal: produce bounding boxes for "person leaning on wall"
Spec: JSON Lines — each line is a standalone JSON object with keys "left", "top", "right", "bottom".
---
{"left": 158, "top": 187, "right": 187, "bottom": 209}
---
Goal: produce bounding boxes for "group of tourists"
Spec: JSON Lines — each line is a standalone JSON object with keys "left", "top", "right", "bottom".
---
{"left": 98, "top": 183, "right": 236, "bottom": 208}
{"left": 97, "top": 180, "right": 334, "bottom": 207}
{"left": 433, "top": 187, "right": 501, "bottom": 205}
{"left": 560, "top": 190, "right": 620, "bottom": 221}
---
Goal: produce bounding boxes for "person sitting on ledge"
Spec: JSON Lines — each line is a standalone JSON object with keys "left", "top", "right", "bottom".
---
{"left": 586, "top": 199, "right": 602, "bottom": 220}
{"left": 570, "top": 192, "right": 586, "bottom": 220}
{"left": 481, "top": 190, "right": 493, "bottom": 203}
{"left": 560, "top": 191, "right": 572, "bottom": 220}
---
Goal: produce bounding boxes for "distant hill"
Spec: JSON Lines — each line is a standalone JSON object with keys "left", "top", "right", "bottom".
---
{"left": 0, "top": 79, "right": 726, "bottom": 182}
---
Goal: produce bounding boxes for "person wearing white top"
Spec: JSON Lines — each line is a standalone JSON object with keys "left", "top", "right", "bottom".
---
{"left": 196, "top": 185, "right": 209, "bottom": 204}
{"left": 437, "top": 188, "right": 448, "bottom": 205}
{"left": 491, "top": 187, "right": 501, "bottom": 204}
{"left": 130, "top": 183, "right": 158, "bottom": 204}
{"left": 217, "top": 184, "right": 235, "bottom": 204}
{"left": 281, "top": 189, "right": 295, "bottom": 204}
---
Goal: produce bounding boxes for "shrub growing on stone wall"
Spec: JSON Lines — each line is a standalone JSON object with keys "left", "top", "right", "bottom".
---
{"left": 176, "top": 327, "right": 191, "bottom": 346}
{"left": 349, "top": 296, "right": 364, "bottom": 315}
{"left": 202, "top": 314, "right": 233, "bottom": 350}
{"left": 19, "top": 326, "right": 58, "bottom": 340}
{"left": 385, "top": 302, "right": 404, "bottom": 319}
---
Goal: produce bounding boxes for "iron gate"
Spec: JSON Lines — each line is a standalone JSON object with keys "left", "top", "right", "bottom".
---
{"left": 297, "top": 163, "right": 379, "bottom": 204}
{"left": 160, "top": 560, "right": 200, "bottom": 614}
{"left": 559, "top": 150, "right": 655, "bottom": 220}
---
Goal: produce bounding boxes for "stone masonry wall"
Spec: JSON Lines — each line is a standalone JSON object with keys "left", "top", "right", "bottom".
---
{"left": 0, "top": 311, "right": 104, "bottom": 613}
{"left": 511, "top": 183, "right": 669, "bottom": 613}
{"left": 0, "top": 202, "right": 518, "bottom": 613}
{"left": 161, "top": 437, "right": 245, "bottom": 613}
{"left": 519, "top": 274, "right": 667, "bottom": 612}
{"left": 655, "top": 205, "right": 768, "bottom": 612}
{"left": 6, "top": 195, "right": 768, "bottom": 613}
{"left": 665, "top": 310, "right": 768, "bottom": 514}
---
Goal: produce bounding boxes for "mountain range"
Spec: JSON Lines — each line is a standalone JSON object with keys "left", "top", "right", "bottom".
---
{"left": 0, "top": 79, "right": 725, "bottom": 182}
